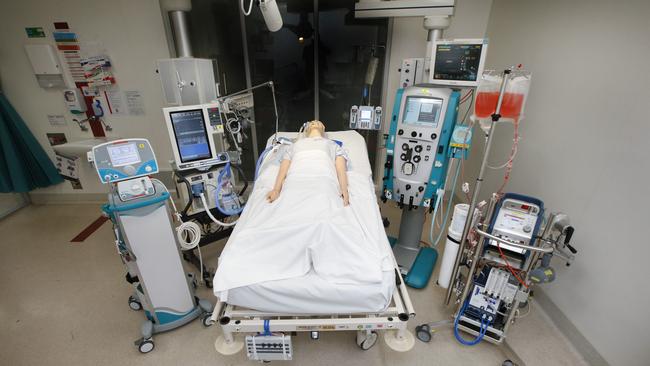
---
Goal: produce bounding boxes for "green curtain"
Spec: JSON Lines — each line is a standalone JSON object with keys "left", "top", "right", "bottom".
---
{"left": 0, "top": 91, "right": 64, "bottom": 192}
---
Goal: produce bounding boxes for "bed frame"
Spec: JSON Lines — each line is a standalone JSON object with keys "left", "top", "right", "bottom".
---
{"left": 208, "top": 131, "right": 415, "bottom": 357}
{"left": 208, "top": 257, "right": 416, "bottom": 356}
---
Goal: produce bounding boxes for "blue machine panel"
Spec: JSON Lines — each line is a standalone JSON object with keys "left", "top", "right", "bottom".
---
{"left": 382, "top": 87, "right": 460, "bottom": 209}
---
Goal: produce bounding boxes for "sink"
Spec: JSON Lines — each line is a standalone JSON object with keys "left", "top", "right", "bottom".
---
{"left": 52, "top": 138, "right": 117, "bottom": 159}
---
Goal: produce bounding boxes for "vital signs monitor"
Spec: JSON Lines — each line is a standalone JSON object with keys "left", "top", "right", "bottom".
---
{"left": 428, "top": 39, "right": 488, "bottom": 87}
{"left": 163, "top": 103, "right": 229, "bottom": 171}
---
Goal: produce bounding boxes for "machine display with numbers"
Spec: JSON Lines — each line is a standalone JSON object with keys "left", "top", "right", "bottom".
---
{"left": 350, "top": 105, "right": 382, "bottom": 130}
{"left": 163, "top": 103, "right": 229, "bottom": 171}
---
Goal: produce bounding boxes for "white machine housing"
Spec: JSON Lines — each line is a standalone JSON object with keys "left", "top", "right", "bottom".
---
{"left": 157, "top": 58, "right": 217, "bottom": 106}
{"left": 91, "top": 138, "right": 200, "bottom": 331}
{"left": 488, "top": 197, "right": 541, "bottom": 256}
{"left": 175, "top": 167, "right": 219, "bottom": 216}
{"left": 399, "top": 58, "right": 426, "bottom": 88}
{"left": 350, "top": 105, "right": 382, "bottom": 130}
{"left": 428, "top": 38, "right": 488, "bottom": 87}
{"left": 163, "top": 102, "right": 229, "bottom": 171}
{"left": 354, "top": 0, "right": 454, "bottom": 18}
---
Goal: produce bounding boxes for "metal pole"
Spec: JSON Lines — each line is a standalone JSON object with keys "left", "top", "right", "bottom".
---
{"left": 169, "top": 10, "right": 192, "bottom": 58}
{"left": 444, "top": 69, "right": 512, "bottom": 306}
{"left": 313, "top": 0, "right": 319, "bottom": 120}
{"left": 238, "top": 8, "right": 259, "bottom": 160}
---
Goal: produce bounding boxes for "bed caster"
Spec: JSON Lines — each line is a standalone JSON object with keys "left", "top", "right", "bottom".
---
{"left": 415, "top": 324, "right": 432, "bottom": 343}
{"left": 383, "top": 329, "right": 415, "bottom": 352}
{"left": 356, "top": 330, "right": 378, "bottom": 350}
{"left": 128, "top": 295, "right": 142, "bottom": 311}
{"left": 202, "top": 312, "right": 213, "bottom": 327}
{"left": 136, "top": 337, "right": 155, "bottom": 353}
{"left": 214, "top": 335, "right": 244, "bottom": 355}
{"left": 310, "top": 331, "right": 320, "bottom": 340}
{"left": 382, "top": 217, "right": 390, "bottom": 228}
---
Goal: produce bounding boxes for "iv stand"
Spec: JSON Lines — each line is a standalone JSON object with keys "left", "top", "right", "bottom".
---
{"left": 444, "top": 69, "right": 512, "bottom": 306}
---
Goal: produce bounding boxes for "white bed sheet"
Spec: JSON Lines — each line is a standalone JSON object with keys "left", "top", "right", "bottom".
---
{"left": 216, "top": 131, "right": 395, "bottom": 313}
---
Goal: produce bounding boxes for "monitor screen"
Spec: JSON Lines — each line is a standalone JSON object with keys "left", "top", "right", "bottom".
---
{"left": 433, "top": 43, "right": 484, "bottom": 82}
{"left": 360, "top": 109, "right": 372, "bottom": 120}
{"left": 107, "top": 143, "right": 141, "bottom": 167}
{"left": 403, "top": 97, "right": 443, "bottom": 127}
{"left": 169, "top": 109, "right": 213, "bottom": 163}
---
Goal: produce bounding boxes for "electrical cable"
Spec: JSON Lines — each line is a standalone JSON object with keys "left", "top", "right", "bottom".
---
{"left": 427, "top": 90, "right": 476, "bottom": 247}
{"left": 496, "top": 240, "right": 529, "bottom": 289}
{"left": 241, "top": 0, "right": 254, "bottom": 16}
{"left": 151, "top": 178, "right": 206, "bottom": 282}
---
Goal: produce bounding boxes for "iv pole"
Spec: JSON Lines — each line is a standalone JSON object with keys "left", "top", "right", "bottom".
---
{"left": 444, "top": 69, "right": 512, "bottom": 306}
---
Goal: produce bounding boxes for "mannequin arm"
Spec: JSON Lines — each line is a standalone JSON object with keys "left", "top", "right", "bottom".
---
{"left": 335, "top": 156, "right": 349, "bottom": 206}
{"left": 267, "top": 159, "right": 291, "bottom": 202}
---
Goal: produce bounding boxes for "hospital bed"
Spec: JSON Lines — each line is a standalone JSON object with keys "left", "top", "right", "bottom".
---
{"left": 208, "top": 131, "right": 416, "bottom": 358}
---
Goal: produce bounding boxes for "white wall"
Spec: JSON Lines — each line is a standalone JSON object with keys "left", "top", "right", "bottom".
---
{"left": 0, "top": 0, "right": 171, "bottom": 198}
{"left": 480, "top": 0, "right": 650, "bottom": 364}
{"left": 377, "top": 0, "right": 493, "bottom": 187}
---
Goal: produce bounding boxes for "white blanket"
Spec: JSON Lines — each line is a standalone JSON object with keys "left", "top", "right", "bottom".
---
{"left": 213, "top": 141, "right": 392, "bottom": 301}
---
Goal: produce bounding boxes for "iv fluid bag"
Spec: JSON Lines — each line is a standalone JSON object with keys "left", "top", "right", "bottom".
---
{"left": 473, "top": 70, "right": 531, "bottom": 133}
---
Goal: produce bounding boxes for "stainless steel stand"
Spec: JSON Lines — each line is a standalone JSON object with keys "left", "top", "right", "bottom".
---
{"left": 444, "top": 69, "right": 512, "bottom": 306}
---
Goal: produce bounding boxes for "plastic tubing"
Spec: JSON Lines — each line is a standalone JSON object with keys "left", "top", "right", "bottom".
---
{"left": 429, "top": 160, "right": 462, "bottom": 247}
{"left": 215, "top": 162, "right": 244, "bottom": 216}
{"left": 453, "top": 300, "right": 490, "bottom": 346}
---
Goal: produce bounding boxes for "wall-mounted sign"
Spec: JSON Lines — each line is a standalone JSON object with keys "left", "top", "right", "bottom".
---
{"left": 25, "top": 27, "right": 46, "bottom": 38}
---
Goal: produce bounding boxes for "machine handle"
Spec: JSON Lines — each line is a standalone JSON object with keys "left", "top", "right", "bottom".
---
{"left": 125, "top": 272, "right": 139, "bottom": 284}
{"left": 564, "top": 226, "right": 575, "bottom": 245}
{"left": 475, "top": 227, "right": 555, "bottom": 254}
{"left": 566, "top": 243, "right": 577, "bottom": 254}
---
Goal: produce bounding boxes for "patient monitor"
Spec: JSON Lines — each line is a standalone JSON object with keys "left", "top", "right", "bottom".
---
{"left": 163, "top": 103, "right": 229, "bottom": 171}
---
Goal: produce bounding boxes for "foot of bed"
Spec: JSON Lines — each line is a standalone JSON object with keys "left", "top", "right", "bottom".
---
{"left": 214, "top": 334, "right": 244, "bottom": 355}
{"left": 383, "top": 328, "right": 415, "bottom": 352}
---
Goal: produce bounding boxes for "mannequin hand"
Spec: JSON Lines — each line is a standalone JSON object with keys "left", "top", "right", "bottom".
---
{"left": 342, "top": 190, "right": 350, "bottom": 206}
{"left": 267, "top": 189, "right": 280, "bottom": 203}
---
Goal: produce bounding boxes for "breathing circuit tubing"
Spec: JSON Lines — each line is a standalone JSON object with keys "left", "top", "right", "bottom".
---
{"left": 453, "top": 299, "right": 492, "bottom": 346}
{"left": 214, "top": 161, "right": 245, "bottom": 216}
{"left": 428, "top": 158, "right": 462, "bottom": 247}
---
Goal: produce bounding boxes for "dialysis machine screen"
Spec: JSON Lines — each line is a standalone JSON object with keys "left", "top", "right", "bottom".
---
{"left": 107, "top": 143, "right": 141, "bottom": 167}
{"left": 403, "top": 97, "right": 443, "bottom": 127}
{"left": 432, "top": 43, "right": 484, "bottom": 83}
{"left": 169, "top": 109, "right": 213, "bottom": 163}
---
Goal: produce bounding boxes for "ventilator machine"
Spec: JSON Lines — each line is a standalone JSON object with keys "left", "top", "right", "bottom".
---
{"left": 89, "top": 139, "right": 213, "bottom": 353}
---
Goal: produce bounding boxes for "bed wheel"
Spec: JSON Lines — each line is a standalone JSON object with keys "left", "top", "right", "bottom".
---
{"left": 128, "top": 296, "right": 142, "bottom": 311}
{"left": 415, "top": 324, "right": 432, "bottom": 343}
{"left": 137, "top": 338, "right": 155, "bottom": 353}
{"left": 356, "top": 330, "right": 378, "bottom": 350}
{"left": 202, "top": 313, "right": 213, "bottom": 327}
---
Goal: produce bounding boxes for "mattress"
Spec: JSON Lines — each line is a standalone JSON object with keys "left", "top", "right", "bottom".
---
{"left": 220, "top": 131, "right": 395, "bottom": 314}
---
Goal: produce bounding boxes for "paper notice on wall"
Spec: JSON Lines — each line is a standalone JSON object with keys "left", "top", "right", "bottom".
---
{"left": 47, "top": 114, "right": 67, "bottom": 126}
{"left": 124, "top": 90, "right": 145, "bottom": 116}
{"left": 54, "top": 153, "right": 79, "bottom": 180}
{"left": 106, "top": 90, "right": 127, "bottom": 116}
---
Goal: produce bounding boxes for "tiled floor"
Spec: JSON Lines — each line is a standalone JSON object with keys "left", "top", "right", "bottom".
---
{"left": 0, "top": 203, "right": 588, "bottom": 366}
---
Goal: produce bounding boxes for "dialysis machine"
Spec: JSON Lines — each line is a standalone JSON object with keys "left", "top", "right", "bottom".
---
{"left": 382, "top": 39, "right": 488, "bottom": 288}
{"left": 90, "top": 139, "right": 213, "bottom": 353}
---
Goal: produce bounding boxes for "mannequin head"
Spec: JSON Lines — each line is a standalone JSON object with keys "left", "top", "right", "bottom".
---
{"left": 304, "top": 120, "right": 325, "bottom": 138}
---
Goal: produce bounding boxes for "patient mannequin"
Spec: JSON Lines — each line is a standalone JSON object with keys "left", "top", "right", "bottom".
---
{"left": 266, "top": 120, "right": 349, "bottom": 206}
